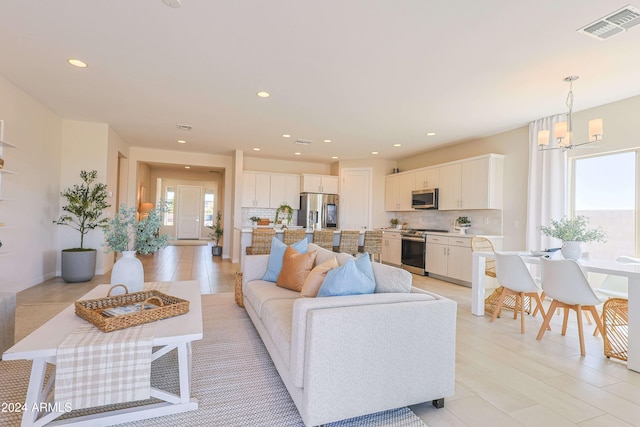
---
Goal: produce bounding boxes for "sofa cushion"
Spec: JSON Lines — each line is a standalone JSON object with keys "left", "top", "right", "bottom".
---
{"left": 317, "top": 258, "right": 375, "bottom": 297}
{"left": 277, "top": 247, "right": 318, "bottom": 292}
{"left": 372, "top": 262, "right": 412, "bottom": 293}
{"left": 244, "top": 280, "right": 299, "bottom": 318}
{"left": 301, "top": 256, "right": 339, "bottom": 297}
{"left": 263, "top": 237, "right": 308, "bottom": 282}
{"left": 260, "top": 298, "right": 295, "bottom": 369}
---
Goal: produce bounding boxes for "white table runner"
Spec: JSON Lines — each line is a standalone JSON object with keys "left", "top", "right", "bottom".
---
{"left": 55, "top": 322, "right": 155, "bottom": 410}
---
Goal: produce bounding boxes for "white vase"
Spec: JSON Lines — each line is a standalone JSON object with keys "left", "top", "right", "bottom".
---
{"left": 561, "top": 241, "right": 582, "bottom": 260}
{"left": 110, "top": 250, "right": 144, "bottom": 294}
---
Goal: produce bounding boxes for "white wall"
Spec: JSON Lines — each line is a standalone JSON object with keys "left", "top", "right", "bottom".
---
{"left": 0, "top": 75, "right": 63, "bottom": 292}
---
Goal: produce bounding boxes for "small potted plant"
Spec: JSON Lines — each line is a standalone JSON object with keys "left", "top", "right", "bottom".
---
{"left": 53, "top": 170, "right": 110, "bottom": 282}
{"left": 208, "top": 211, "right": 224, "bottom": 256}
{"left": 104, "top": 203, "right": 169, "bottom": 293}
{"left": 454, "top": 216, "right": 471, "bottom": 234}
{"left": 275, "top": 203, "right": 293, "bottom": 227}
{"left": 390, "top": 218, "right": 401, "bottom": 229}
{"left": 250, "top": 216, "right": 261, "bottom": 227}
{"left": 538, "top": 215, "right": 606, "bottom": 260}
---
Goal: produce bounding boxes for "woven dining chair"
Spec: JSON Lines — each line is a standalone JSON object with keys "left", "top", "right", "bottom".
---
{"left": 246, "top": 228, "right": 276, "bottom": 255}
{"left": 361, "top": 230, "right": 383, "bottom": 262}
{"left": 283, "top": 228, "right": 306, "bottom": 245}
{"left": 313, "top": 230, "right": 335, "bottom": 250}
{"left": 337, "top": 230, "right": 360, "bottom": 256}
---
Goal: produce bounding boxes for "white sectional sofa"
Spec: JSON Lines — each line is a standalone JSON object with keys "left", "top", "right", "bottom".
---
{"left": 241, "top": 243, "right": 457, "bottom": 426}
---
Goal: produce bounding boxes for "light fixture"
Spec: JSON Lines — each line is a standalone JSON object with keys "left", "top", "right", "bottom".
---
{"left": 426, "top": 132, "right": 436, "bottom": 136}
{"left": 537, "top": 75, "right": 604, "bottom": 151}
{"left": 67, "top": 59, "right": 88, "bottom": 68}
{"left": 371, "top": 151, "right": 379, "bottom": 155}
{"left": 256, "top": 91, "right": 270, "bottom": 98}
{"left": 184, "top": 166, "right": 191, "bottom": 169}
{"left": 282, "top": 134, "right": 291, "bottom": 138}
{"left": 331, "top": 156, "right": 338, "bottom": 159}
{"left": 177, "top": 139, "right": 186, "bottom": 144}
{"left": 253, "top": 148, "right": 260, "bottom": 151}
{"left": 393, "top": 143, "right": 402, "bottom": 147}
{"left": 323, "top": 139, "right": 332, "bottom": 143}
{"left": 294, "top": 152, "right": 301, "bottom": 156}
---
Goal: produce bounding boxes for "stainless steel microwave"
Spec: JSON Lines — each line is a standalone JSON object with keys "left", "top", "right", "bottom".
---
{"left": 411, "top": 188, "right": 438, "bottom": 209}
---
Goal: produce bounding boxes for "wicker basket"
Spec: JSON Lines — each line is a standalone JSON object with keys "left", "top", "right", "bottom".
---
{"left": 75, "top": 284, "right": 189, "bottom": 333}
{"left": 603, "top": 297, "right": 628, "bottom": 361}
{"left": 235, "top": 272, "right": 244, "bottom": 308}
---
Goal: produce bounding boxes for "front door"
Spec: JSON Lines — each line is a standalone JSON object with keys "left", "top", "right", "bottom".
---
{"left": 177, "top": 185, "right": 202, "bottom": 239}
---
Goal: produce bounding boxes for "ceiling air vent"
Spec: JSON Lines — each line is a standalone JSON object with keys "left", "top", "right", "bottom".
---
{"left": 578, "top": 5, "right": 640, "bottom": 40}
{"left": 295, "top": 139, "right": 312, "bottom": 146}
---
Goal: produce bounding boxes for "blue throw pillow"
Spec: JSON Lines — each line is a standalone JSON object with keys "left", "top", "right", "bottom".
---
{"left": 317, "top": 258, "right": 375, "bottom": 297}
{"left": 355, "top": 252, "right": 375, "bottom": 283}
{"left": 262, "top": 237, "right": 309, "bottom": 282}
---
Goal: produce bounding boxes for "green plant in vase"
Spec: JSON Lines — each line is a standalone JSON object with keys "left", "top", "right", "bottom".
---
{"left": 207, "top": 211, "right": 224, "bottom": 256}
{"left": 538, "top": 215, "right": 606, "bottom": 260}
{"left": 275, "top": 203, "right": 293, "bottom": 226}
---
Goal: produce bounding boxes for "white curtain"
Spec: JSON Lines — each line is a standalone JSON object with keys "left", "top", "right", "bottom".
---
{"left": 526, "top": 114, "right": 568, "bottom": 251}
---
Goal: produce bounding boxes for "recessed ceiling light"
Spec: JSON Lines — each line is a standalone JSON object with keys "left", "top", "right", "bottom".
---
{"left": 257, "top": 91, "right": 270, "bottom": 98}
{"left": 323, "top": 139, "right": 332, "bottom": 143}
{"left": 177, "top": 139, "right": 186, "bottom": 144}
{"left": 253, "top": 148, "right": 261, "bottom": 151}
{"left": 67, "top": 59, "right": 87, "bottom": 68}
{"left": 393, "top": 143, "right": 402, "bottom": 147}
{"left": 372, "top": 151, "right": 379, "bottom": 155}
{"left": 331, "top": 156, "right": 339, "bottom": 159}
{"left": 294, "top": 152, "right": 301, "bottom": 156}
{"left": 184, "top": 166, "right": 191, "bottom": 169}
{"left": 426, "top": 132, "right": 436, "bottom": 136}
{"left": 282, "top": 134, "right": 291, "bottom": 138}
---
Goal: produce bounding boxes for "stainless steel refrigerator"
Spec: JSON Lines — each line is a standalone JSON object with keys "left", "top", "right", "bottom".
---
{"left": 298, "top": 193, "right": 339, "bottom": 229}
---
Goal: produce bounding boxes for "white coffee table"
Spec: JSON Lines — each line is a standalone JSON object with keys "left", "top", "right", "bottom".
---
{"left": 2, "top": 281, "right": 203, "bottom": 427}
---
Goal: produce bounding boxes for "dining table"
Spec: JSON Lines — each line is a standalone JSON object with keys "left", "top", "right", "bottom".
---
{"left": 472, "top": 251, "right": 640, "bottom": 372}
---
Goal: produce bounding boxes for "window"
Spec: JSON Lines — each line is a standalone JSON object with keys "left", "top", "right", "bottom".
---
{"left": 203, "top": 190, "right": 215, "bottom": 227}
{"left": 571, "top": 151, "right": 636, "bottom": 260}
{"left": 164, "top": 187, "right": 175, "bottom": 226}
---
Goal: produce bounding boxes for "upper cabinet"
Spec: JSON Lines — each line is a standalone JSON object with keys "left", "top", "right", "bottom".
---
{"left": 242, "top": 171, "right": 271, "bottom": 208}
{"left": 301, "top": 174, "right": 338, "bottom": 194}
{"left": 438, "top": 154, "right": 504, "bottom": 210}
{"left": 269, "top": 173, "right": 301, "bottom": 209}
{"left": 414, "top": 168, "right": 439, "bottom": 190}
{"left": 385, "top": 173, "right": 414, "bottom": 211}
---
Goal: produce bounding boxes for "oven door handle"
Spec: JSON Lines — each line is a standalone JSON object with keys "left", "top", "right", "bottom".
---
{"left": 401, "top": 236, "right": 425, "bottom": 242}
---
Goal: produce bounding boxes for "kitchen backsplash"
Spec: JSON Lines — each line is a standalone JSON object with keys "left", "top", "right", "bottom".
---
{"left": 241, "top": 208, "right": 300, "bottom": 227}
{"left": 395, "top": 209, "right": 503, "bottom": 235}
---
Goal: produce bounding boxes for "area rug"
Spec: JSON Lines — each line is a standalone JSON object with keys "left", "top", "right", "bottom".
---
{"left": 169, "top": 239, "right": 209, "bottom": 246}
{"left": 0, "top": 294, "right": 427, "bottom": 427}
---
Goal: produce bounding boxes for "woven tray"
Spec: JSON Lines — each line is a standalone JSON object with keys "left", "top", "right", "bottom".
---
{"left": 75, "top": 284, "right": 189, "bottom": 333}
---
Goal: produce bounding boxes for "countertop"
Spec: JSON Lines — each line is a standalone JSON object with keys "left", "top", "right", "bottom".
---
{"left": 378, "top": 228, "right": 503, "bottom": 239}
{"left": 237, "top": 227, "right": 361, "bottom": 234}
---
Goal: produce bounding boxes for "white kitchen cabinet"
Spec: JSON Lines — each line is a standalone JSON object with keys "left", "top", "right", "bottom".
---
{"left": 426, "top": 235, "right": 472, "bottom": 283}
{"left": 437, "top": 154, "right": 504, "bottom": 210}
{"left": 414, "top": 167, "right": 439, "bottom": 190}
{"left": 242, "top": 171, "right": 271, "bottom": 208}
{"left": 384, "top": 173, "right": 414, "bottom": 211}
{"left": 269, "top": 173, "right": 300, "bottom": 209}
{"left": 301, "top": 174, "right": 338, "bottom": 194}
{"left": 381, "top": 231, "right": 402, "bottom": 266}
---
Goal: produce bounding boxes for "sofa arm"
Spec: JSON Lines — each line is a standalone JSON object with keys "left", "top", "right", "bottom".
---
{"left": 296, "top": 296, "right": 457, "bottom": 425}
{"left": 242, "top": 254, "right": 270, "bottom": 287}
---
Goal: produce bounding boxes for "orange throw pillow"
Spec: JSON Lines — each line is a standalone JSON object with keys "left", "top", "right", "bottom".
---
{"left": 301, "top": 256, "right": 339, "bottom": 297}
{"left": 276, "top": 247, "right": 318, "bottom": 292}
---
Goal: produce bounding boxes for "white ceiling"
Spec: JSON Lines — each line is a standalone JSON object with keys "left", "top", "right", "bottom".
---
{"left": 1, "top": 1, "right": 639, "bottom": 164}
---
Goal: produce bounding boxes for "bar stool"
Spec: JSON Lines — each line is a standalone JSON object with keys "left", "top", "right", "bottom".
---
{"left": 361, "top": 230, "right": 383, "bottom": 262}
{"left": 246, "top": 228, "right": 276, "bottom": 255}
{"left": 283, "top": 228, "right": 306, "bottom": 245}
{"left": 337, "top": 230, "right": 360, "bottom": 256}
{"left": 313, "top": 230, "right": 335, "bottom": 250}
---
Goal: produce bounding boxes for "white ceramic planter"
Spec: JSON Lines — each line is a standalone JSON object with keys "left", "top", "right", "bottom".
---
{"left": 561, "top": 241, "right": 582, "bottom": 260}
{"left": 110, "top": 250, "right": 144, "bottom": 294}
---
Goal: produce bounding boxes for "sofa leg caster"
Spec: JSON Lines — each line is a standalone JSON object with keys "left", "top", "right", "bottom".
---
{"left": 432, "top": 398, "right": 444, "bottom": 409}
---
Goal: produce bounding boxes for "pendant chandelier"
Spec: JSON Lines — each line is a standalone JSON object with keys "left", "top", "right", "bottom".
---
{"left": 537, "top": 75, "right": 604, "bottom": 151}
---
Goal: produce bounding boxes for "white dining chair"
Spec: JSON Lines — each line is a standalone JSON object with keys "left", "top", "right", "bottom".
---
{"left": 536, "top": 258, "right": 605, "bottom": 356}
{"left": 492, "top": 252, "right": 546, "bottom": 333}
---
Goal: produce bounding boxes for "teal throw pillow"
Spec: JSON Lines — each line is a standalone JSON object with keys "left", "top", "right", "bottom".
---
{"left": 317, "top": 258, "right": 375, "bottom": 297}
{"left": 262, "top": 237, "right": 309, "bottom": 282}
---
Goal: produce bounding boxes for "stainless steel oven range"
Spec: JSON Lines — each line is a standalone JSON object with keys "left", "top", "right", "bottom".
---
{"left": 401, "top": 229, "right": 448, "bottom": 275}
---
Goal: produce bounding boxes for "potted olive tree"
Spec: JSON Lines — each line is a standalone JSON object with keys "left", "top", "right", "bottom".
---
{"left": 53, "top": 170, "right": 110, "bottom": 282}
{"left": 207, "top": 211, "right": 224, "bottom": 256}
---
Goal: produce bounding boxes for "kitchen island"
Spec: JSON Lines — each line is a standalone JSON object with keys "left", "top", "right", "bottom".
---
{"left": 237, "top": 228, "right": 365, "bottom": 267}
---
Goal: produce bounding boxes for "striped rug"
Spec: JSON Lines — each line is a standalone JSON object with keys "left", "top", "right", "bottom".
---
{"left": 1, "top": 294, "right": 427, "bottom": 427}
